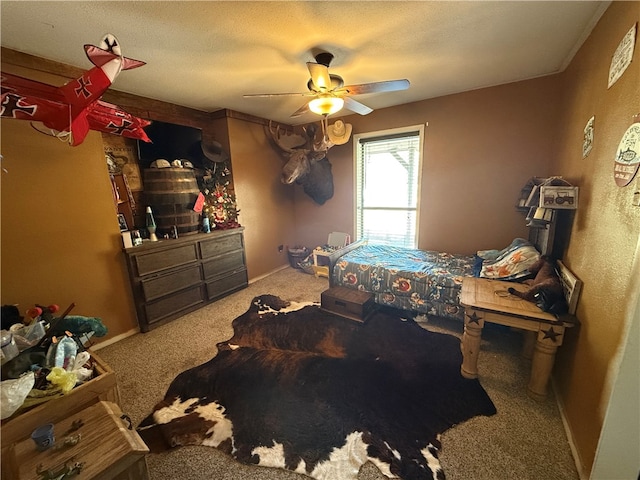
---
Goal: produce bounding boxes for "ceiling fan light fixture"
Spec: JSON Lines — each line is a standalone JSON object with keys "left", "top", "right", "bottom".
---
{"left": 309, "top": 96, "right": 344, "bottom": 116}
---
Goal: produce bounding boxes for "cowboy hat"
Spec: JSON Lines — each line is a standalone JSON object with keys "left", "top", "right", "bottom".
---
{"left": 201, "top": 140, "right": 230, "bottom": 163}
{"left": 327, "top": 120, "right": 352, "bottom": 145}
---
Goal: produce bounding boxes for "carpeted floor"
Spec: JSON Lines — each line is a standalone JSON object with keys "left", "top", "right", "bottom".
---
{"left": 97, "top": 267, "right": 579, "bottom": 480}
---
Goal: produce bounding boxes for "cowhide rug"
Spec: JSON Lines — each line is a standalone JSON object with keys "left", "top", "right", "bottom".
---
{"left": 138, "top": 295, "right": 496, "bottom": 480}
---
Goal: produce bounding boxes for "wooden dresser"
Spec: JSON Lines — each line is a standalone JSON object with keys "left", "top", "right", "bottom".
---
{"left": 123, "top": 227, "right": 248, "bottom": 332}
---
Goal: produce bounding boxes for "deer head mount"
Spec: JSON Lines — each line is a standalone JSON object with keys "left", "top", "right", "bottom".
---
{"left": 266, "top": 120, "right": 352, "bottom": 205}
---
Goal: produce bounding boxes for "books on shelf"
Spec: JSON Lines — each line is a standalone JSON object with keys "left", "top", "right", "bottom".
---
{"left": 526, "top": 206, "right": 555, "bottom": 227}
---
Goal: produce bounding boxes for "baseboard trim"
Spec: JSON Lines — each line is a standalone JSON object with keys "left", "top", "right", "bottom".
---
{"left": 91, "top": 328, "right": 140, "bottom": 350}
{"left": 248, "top": 264, "right": 289, "bottom": 284}
{"left": 92, "top": 266, "right": 291, "bottom": 350}
{"left": 552, "top": 378, "right": 589, "bottom": 480}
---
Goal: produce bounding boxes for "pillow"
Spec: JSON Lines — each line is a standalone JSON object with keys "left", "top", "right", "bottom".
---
{"left": 477, "top": 237, "right": 530, "bottom": 261}
{"left": 478, "top": 239, "right": 540, "bottom": 281}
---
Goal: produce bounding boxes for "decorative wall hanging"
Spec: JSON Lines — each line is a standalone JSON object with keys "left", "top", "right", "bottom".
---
{"left": 608, "top": 23, "right": 636, "bottom": 89}
{"left": 539, "top": 185, "right": 579, "bottom": 209}
{"left": 519, "top": 176, "right": 578, "bottom": 228}
{"left": 614, "top": 121, "right": 640, "bottom": 187}
{"left": 103, "top": 135, "right": 144, "bottom": 191}
{"left": 583, "top": 116, "right": 594, "bottom": 158}
{"left": 0, "top": 34, "right": 151, "bottom": 146}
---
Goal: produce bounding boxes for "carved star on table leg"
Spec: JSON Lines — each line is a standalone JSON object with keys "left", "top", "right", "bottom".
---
{"left": 466, "top": 311, "right": 482, "bottom": 324}
{"left": 542, "top": 327, "right": 561, "bottom": 343}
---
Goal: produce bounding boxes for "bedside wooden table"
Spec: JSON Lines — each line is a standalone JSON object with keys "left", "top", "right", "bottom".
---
{"left": 5, "top": 401, "right": 149, "bottom": 479}
{"left": 460, "top": 276, "right": 579, "bottom": 400}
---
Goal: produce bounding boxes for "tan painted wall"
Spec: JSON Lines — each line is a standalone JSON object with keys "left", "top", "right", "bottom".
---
{"left": 551, "top": 2, "right": 640, "bottom": 474}
{"left": 293, "top": 75, "right": 561, "bottom": 255}
{"left": 226, "top": 117, "right": 296, "bottom": 278}
{"left": 1, "top": 66, "right": 138, "bottom": 340}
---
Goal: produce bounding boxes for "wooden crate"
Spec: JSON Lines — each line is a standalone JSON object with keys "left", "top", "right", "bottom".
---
{"left": 5, "top": 401, "right": 148, "bottom": 480}
{"left": 1, "top": 350, "right": 120, "bottom": 478}
{"left": 321, "top": 286, "right": 375, "bottom": 322}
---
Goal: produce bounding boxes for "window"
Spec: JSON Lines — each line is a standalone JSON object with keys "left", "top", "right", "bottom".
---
{"left": 354, "top": 125, "right": 423, "bottom": 248}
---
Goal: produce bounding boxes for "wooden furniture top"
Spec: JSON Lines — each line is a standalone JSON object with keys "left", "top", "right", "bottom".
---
{"left": 123, "top": 227, "right": 245, "bottom": 254}
{"left": 461, "top": 277, "right": 577, "bottom": 326}
{"left": 8, "top": 401, "right": 148, "bottom": 480}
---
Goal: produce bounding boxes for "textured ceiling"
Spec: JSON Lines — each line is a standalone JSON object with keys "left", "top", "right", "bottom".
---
{"left": 0, "top": 1, "right": 609, "bottom": 124}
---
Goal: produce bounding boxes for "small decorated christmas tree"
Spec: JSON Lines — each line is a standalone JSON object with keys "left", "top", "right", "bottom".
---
{"left": 202, "top": 161, "right": 240, "bottom": 230}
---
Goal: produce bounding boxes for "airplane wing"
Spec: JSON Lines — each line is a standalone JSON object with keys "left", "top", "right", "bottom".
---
{"left": 1, "top": 72, "right": 69, "bottom": 126}
{"left": 87, "top": 100, "right": 152, "bottom": 143}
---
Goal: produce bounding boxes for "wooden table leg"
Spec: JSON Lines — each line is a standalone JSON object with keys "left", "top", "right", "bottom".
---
{"left": 522, "top": 330, "right": 536, "bottom": 360}
{"left": 461, "top": 309, "right": 484, "bottom": 379}
{"left": 528, "top": 324, "right": 565, "bottom": 400}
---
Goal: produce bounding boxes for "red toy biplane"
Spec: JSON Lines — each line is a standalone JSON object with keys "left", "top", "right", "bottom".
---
{"left": 1, "top": 34, "right": 151, "bottom": 146}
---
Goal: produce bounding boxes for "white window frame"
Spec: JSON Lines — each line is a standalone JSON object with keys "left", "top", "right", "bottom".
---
{"left": 352, "top": 124, "right": 425, "bottom": 248}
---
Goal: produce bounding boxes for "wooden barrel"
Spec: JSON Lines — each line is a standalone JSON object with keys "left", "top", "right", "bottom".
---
{"left": 153, "top": 204, "right": 201, "bottom": 236}
{"left": 143, "top": 168, "right": 201, "bottom": 236}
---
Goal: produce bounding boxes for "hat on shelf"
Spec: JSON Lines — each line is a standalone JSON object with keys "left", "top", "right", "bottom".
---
{"left": 150, "top": 159, "right": 171, "bottom": 168}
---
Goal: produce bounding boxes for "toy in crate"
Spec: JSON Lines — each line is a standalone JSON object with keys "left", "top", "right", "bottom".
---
{"left": 0, "top": 302, "right": 108, "bottom": 419}
{"left": 312, "top": 232, "right": 351, "bottom": 278}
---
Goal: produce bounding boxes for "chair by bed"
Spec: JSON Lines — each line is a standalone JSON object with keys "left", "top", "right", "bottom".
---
{"left": 327, "top": 237, "right": 545, "bottom": 321}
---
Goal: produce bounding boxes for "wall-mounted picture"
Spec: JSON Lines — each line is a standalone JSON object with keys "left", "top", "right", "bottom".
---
{"left": 539, "top": 186, "right": 579, "bottom": 209}
{"left": 117, "top": 213, "right": 128, "bottom": 232}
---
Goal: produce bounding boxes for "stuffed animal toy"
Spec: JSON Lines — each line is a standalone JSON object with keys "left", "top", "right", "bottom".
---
{"left": 508, "top": 257, "right": 567, "bottom": 313}
{"left": 50, "top": 316, "right": 108, "bottom": 338}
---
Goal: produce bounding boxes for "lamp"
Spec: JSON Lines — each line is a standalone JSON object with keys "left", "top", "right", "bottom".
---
{"left": 309, "top": 95, "right": 344, "bottom": 116}
{"left": 145, "top": 206, "right": 158, "bottom": 242}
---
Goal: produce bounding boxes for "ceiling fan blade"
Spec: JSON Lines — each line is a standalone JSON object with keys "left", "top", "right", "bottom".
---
{"left": 344, "top": 97, "right": 373, "bottom": 115}
{"left": 337, "top": 79, "right": 410, "bottom": 96}
{"left": 307, "top": 62, "right": 332, "bottom": 92}
{"left": 290, "top": 102, "right": 310, "bottom": 118}
{"left": 244, "top": 92, "right": 315, "bottom": 98}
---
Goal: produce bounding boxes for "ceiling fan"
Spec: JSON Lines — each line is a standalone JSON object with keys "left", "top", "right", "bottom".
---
{"left": 243, "top": 52, "right": 410, "bottom": 118}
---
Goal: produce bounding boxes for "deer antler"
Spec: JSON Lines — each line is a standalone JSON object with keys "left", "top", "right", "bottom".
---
{"left": 265, "top": 120, "right": 337, "bottom": 185}
{"left": 266, "top": 121, "right": 309, "bottom": 154}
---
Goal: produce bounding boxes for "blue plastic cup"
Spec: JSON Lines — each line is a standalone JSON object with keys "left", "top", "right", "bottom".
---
{"left": 31, "top": 423, "right": 55, "bottom": 451}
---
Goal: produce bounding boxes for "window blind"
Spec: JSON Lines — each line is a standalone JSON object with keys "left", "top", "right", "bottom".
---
{"left": 356, "top": 131, "right": 421, "bottom": 248}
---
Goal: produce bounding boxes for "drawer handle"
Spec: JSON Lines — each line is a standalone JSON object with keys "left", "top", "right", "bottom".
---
{"left": 336, "top": 301, "right": 347, "bottom": 307}
{"left": 120, "top": 414, "right": 133, "bottom": 430}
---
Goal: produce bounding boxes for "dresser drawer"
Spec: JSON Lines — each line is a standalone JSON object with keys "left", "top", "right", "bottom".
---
{"left": 134, "top": 244, "right": 198, "bottom": 276}
{"left": 206, "top": 269, "right": 248, "bottom": 301}
{"left": 200, "top": 234, "right": 243, "bottom": 259}
{"left": 202, "top": 250, "right": 245, "bottom": 279}
{"left": 141, "top": 265, "right": 202, "bottom": 302}
{"left": 145, "top": 285, "right": 205, "bottom": 324}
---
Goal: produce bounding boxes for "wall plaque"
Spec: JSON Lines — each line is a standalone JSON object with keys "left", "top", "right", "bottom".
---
{"left": 614, "top": 122, "right": 640, "bottom": 187}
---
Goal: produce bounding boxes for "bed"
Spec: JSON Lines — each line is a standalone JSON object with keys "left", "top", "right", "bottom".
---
{"left": 327, "top": 238, "right": 543, "bottom": 321}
